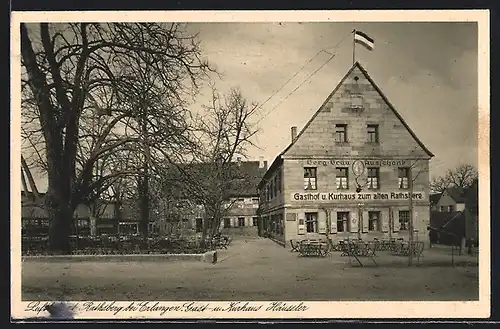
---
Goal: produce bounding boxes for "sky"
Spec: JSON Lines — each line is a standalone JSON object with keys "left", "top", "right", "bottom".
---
{"left": 185, "top": 22, "right": 478, "bottom": 179}
{"left": 22, "top": 21, "right": 478, "bottom": 192}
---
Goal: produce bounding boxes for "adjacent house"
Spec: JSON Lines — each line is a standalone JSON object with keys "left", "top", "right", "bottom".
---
{"left": 435, "top": 187, "right": 470, "bottom": 212}
{"left": 258, "top": 62, "right": 433, "bottom": 248}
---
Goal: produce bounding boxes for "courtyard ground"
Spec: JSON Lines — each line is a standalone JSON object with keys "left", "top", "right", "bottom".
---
{"left": 22, "top": 236, "right": 479, "bottom": 301}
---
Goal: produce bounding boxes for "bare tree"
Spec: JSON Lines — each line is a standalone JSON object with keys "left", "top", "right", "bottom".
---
{"left": 20, "top": 22, "right": 212, "bottom": 253}
{"left": 166, "top": 87, "right": 259, "bottom": 247}
{"left": 430, "top": 164, "right": 478, "bottom": 194}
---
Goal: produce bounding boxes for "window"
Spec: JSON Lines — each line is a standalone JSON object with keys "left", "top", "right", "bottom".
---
{"left": 252, "top": 198, "right": 259, "bottom": 203}
{"left": 399, "top": 210, "right": 410, "bottom": 230}
{"left": 305, "top": 212, "right": 318, "bottom": 233}
{"left": 398, "top": 167, "right": 409, "bottom": 189}
{"left": 337, "top": 212, "right": 350, "bottom": 232}
{"left": 277, "top": 170, "right": 281, "bottom": 192}
{"left": 367, "top": 124, "right": 379, "bottom": 143}
{"left": 304, "top": 167, "right": 317, "bottom": 190}
{"left": 252, "top": 217, "right": 258, "bottom": 226}
{"left": 336, "top": 167, "right": 349, "bottom": 189}
{"left": 440, "top": 206, "right": 446, "bottom": 212}
{"left": 368, "top": 211, "right": 380, "bottom": 231}
{"left": 237, "top": 198, "right": 244, "bottom": 202}
{"left": 273, "top": 175, "right": 278, "bottom": 196}
{"left": 350, "top": 93, "right": 363, "bottom": 108}
{"left": 224, "top": 218, "right": 231, "bottom": 228}
{"left": 238, "top": 217, "right": 245, "bottom": 227}
{"left": 448, "top": 205, "right": 455, "bottom": 212}
{"left": 367, "top": 167, "right": 379, "bottom": 189}
{"left": 335, "top": 124, "right": 347, "bottom": 143}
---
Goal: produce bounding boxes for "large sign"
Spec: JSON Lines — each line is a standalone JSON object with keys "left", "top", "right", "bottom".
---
{"left": 304, "top": 159, "right": 408, "bottom": 167}
{"left": 291, "top": 191, "right": 426, "bottom": 202}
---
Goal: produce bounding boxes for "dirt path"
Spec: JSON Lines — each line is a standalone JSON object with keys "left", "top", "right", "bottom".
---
{"left": 22, "top": 237, "right": 479, "bottom": 301}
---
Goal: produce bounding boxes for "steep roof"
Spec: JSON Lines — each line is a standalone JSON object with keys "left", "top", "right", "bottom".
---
{"left": 446, "top": 187, "right": 471, "bottom": 204}
{"left": 169, "top": 160, "right": 267, "bottom": 198}
{"left": 259, "top": 61, "right": 434, "bottom": 187}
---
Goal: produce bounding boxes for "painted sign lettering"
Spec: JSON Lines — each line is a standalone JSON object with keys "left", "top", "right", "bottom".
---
{"left": 304, "top": 159, "right": 408, "bottom": 167}
{"left": 291, "top": 191, "right": 426, "bottom": 202}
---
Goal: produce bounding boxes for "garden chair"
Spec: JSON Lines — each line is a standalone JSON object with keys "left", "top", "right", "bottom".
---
{"left": 290, "top": 240, "right": 300, "bottom": 252}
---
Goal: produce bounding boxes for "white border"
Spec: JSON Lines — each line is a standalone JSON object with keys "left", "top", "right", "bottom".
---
{"left": 10, "top": 10, "right": 490, "bottom": 319}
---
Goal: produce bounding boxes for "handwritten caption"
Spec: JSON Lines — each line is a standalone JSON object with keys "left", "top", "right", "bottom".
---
{"left": 25, "top": 301, "right": 309, "bottom": 316}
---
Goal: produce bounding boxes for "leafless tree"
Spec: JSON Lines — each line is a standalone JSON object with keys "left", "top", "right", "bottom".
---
{"left": 20, "top": 22, "right": 212, "bottom": 253}
{"left": 166, "top": 87, "right": 259, "bottom": 247}
{"left": 430, "top": 164, "right": 478, "bottom": 194}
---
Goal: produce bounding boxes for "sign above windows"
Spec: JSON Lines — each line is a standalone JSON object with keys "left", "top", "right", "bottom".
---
{"left": 291, "top": 191, "right": 426, "bottom": 202}
{"left": 304, "top": 159, "right": 408, "bottom": 167}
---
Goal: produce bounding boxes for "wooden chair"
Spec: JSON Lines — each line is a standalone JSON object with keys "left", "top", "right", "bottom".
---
{"left": 290, "top": 240, "right": 300, "bottom": 252}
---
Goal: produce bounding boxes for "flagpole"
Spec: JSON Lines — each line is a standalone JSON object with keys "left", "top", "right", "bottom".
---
{"left": 352, "top": 29, "right": 356, "bottom": 65}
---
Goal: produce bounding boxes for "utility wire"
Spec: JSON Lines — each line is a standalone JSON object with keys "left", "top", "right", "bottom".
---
{"left": 256, "top": 31, "right": 351, "bottom": 124}
{"left": 256, "top": 49, "right": 326, "bottom": 111}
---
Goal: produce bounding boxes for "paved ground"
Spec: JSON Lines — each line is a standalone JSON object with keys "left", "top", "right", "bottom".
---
{"left": 22, "top": 237, "right": 479, "bottom": 301}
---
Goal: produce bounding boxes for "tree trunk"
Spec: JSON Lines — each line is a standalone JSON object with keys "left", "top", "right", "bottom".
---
{"left": 138, "top": 176, "right": 149, "bottom": 240}
{"left": 46, "top": 193, "right": 73, "bottom": 254}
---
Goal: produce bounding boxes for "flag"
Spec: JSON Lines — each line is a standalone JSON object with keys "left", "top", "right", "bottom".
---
{"left": 354, "top": 30, "right": 374, "bottom": 51}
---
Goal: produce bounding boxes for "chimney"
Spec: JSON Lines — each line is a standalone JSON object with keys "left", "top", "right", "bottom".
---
{"left": 291, "top": 126, "right": 298, "bottom": 142}
{"left": 259, "top": 156, "right": 265, "bottom": 168}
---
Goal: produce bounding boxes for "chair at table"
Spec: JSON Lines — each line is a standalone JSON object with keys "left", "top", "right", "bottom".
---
{"left": 290, "top": 239, "right": 300, "bottom": 252}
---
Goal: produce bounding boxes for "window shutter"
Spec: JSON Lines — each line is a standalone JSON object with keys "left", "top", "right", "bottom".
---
{"left": 318, "top": 211, "right": 327, "bottom": 234}
{"left": 393, "top": 209, "right": 400, "bottom": 232}
{"left": 362, "top": 211, "right": 369, "bottom": 233}
{"left": 381, "top": 210, "right": 389, "bottom": 232}
{"left": 330, "top": 210, "right": 337, "bottom": 233}
{"left": 298, "top": 213, "right": 306, "bottom": 235}
{"left": 413, "top": 210, "right": 419, "bottom": 232}
{"left": 350, "top": 211, "right": 358, "bottom": 233}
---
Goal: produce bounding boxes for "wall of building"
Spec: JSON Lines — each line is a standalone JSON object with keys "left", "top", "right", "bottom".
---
{"left": 258, "top": 64, "right": 432, "bottom": 248}
{"left": 436, "top": 191, "right": 465, "bottom": 212}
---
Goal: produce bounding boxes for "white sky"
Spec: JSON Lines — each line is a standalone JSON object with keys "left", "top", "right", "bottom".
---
{"left": 23, "top": 21, "right": 479, "bottom": 192}
{"left": 186, "top": 22, "right": 478, "bottom": 177}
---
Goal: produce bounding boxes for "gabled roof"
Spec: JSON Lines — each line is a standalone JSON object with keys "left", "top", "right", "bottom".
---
{"left": 169, "top": 160, "right": 267, "bottom": 198}
{"left": 446, "top": 187, "right": 471, "bottom": 204}
{"left": 259, "top": 61, "right": 434, "bottom": 187}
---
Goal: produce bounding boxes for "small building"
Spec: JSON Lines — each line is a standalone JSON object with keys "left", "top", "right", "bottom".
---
{"left": 258, "top": 62, "right": 434, "bottom": 247}
{"left": 434, "top": 187, "right": 470, "bottom": 212}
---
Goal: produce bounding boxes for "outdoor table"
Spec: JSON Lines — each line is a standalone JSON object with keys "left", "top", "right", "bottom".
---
{"left": 298, "top": 240, "right": 329, "bottom": 257}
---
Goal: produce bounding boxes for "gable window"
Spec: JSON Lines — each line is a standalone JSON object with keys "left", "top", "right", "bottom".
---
{"left": 304, "top": 167, "right": 317, "bottom": 190}
{"left": 335, "top": 124, "right": 347, "bottom": 143}
{"left": 305, "top": 212, "right": 318, "bottom": 233}
{"left": 367, "top": 167, "right": 379, "bottom": 189}
{"left": 238, "top": 217, "right": 245, "bottom": 227}
{"left": 398, "top": 167, "right": 409, "bottom": 189}
{"left": 367, "top": 124, "right": 379, "bottom": 143}
{"left": 368, "top": 211, "right": 381, "bottom": 231}
{"left": 350, "top": 93, "right": 363, "bottom": 108}
{"left": 448, "top": 205, "right": 455, "bottom": 212}
{"left": 337, "top": 212, "right": 350, "bottom": 232}
{"left": 399, "top": 210, "right": 410, "bottom": 230}
{"left": 336, "top": 167, "right": 349, "bottom": 190}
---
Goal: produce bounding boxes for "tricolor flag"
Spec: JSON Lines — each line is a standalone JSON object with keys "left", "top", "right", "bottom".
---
{"left": 354, "top": 30, "right": 374, "bottom": 51}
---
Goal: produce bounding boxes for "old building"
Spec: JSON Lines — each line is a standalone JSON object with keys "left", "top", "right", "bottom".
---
{"left": 434, "top": 187, "right": 470, "bottom": 212}
{"left": 161, "top": 158, "right": 267, "bottom": 235}
{"left": 258, "top": 62, "right": 434, "bottom": 247}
